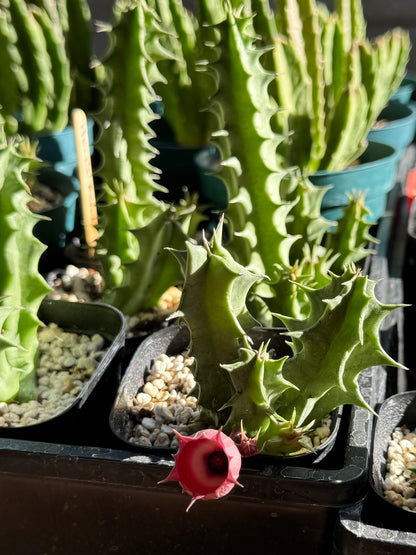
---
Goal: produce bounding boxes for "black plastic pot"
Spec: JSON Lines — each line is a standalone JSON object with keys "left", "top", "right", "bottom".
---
{"left": 333, "top": 390, "right": 416, "bottom": 555}
{"left": 109, "top": 320, "right": 385, "bottom": 507}
{"left": 110, "top": 324, "right": 342, "bottom": 464}
{"left": 370, "top": 391, "right": 416, "bottom": 528}
{"left": 0, "top": 299, "right": 126, "bottom": 445}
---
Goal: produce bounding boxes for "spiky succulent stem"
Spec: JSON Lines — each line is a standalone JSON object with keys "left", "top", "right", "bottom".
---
{"left": 0, "top": 0, "right": 95, "bottom": 133}
{"left": 96, "top": 0, "right": 203, "bottom": 314}
{"left": 197, "top": 3, "right": 375, "bottom": 322}
{"left": 269, "top": 0, "right": 410, "bottom": 172}
{"left": 0, "top": 138, "right": 51, "bottom": 402}
{"left": 153, "top": 0, "right": 216, "bottom": 146}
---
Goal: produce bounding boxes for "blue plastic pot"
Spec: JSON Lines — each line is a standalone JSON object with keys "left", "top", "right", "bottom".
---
{"left": 32, "top": 118, "right": 95, "bottom": 178}
{"left": 309, "top": 141, "right": 399, "bottom": 222}
{"left": 390, "top": 75, "right": 416, "bottom": 104}
{"left": 32, "top": 167, "right": 80, "bottom": 251}
{"left": 367, "top": 100, "right": 416, "bottom": 159}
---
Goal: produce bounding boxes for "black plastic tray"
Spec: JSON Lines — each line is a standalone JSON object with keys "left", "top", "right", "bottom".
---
{"left": 0, "top": 147, "right": 411, "bottom": 555}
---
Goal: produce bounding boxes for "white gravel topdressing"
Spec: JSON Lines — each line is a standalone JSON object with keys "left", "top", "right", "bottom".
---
{"left": 384, "top": 425, "right": 416, "bottom": 512}
{"left": 0, "top": 323, "right": 108, "bottom": 427}
{"left": 125, "top": 353, "right": 332, "bottom": 453}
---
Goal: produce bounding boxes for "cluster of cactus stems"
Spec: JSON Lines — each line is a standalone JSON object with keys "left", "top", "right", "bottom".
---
{"left": 174, "top": 223, "right": 404, "bottom": 456}
{"left": 95, "top": 0, "right": 204, "bottom": 316}
{"left": 92, "top": 1, "right": 400, "bottom": 457}
{"left": 195, "top": 1, "right": 376, "bottom": 323}
{"left": 0, "top": 137, "right": 51, "bottom": 403}
{"left": 0, "top": 0, "right": 96, "bottom": 134}
{"left": 151, "top": 0, "right": 217, "bottom": 146}
{"left": 245, "top": 0, "right": 410, "bottom": 173}
{"left": 155, "top": 0, "right": 405, "bottom": 458}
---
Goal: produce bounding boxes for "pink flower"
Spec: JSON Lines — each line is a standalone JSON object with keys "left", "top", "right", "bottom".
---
{"left": 160, "top": 428, "right": 243, "bottom": 511}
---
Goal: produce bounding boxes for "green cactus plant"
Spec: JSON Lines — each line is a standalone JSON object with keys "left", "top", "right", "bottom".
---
{"left": 173, "top": 223, "right": 404, "bottom": 456}
{"left": 0, "top": 0, "right": 97, "bottom": 134}
{"left": 95, "top": 0, "right": 204, "bottom": 316}
{"left": 151, "top": 0, "right": 217, "bottom": 147}
{"left": 0, "top": 136, "right": 51, "bottom": 402}
{"left": 248, "top": 0, "right": 410, "bottom": 173}
{"left": 195, "top": 1, "right": 375, "bottom": 323}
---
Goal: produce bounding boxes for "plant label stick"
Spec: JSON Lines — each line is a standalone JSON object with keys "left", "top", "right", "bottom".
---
{"left": 72, "top": 108, "right": 98, "bottom": 251}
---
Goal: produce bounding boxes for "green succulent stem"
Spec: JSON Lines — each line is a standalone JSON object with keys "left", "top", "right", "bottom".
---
{"left": 0, "top": 138, "right": 51, "bottom": 402}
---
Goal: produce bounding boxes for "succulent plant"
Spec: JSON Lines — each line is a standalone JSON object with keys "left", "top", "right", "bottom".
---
{"left": 0, "top": 0, "right": 97, "bottom": 134}
{"left": 248, "top": 0, "right": 410, "bottom": 173}
{"left": 196, "top": 1, "right": 375, "bottom": 323}
{"left": 151, "top": 0, "right": 216, "bottom": 147}
{"left": 0, "top": 137, "right": 51, "bottom": 402}
{"left": 173, "top": 224, "right": 404, "bottom": 456}
{"left": 95, "top": 0, "right": 204, "bottom": 316}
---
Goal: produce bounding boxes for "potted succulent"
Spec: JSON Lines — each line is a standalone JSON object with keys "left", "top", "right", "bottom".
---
{"left": 0, "top": 0, "right": 98, "bottom": 176}
{"left": 108, "top": 0, "right": 404, "bottom": 511}
{"left": 91, "top": 0, "right": 204, "bottom": 335}
{"left": 110, "top": 218, "right": 403, "bottom": 508}
{"left": 0, "top": 134, "right": 126, "bottom": 442}
{"left": 0, "top": 1, "right": 410, "bottom": 551}
{"left": 192, "top": 0, "right": 409, "bottom": 220}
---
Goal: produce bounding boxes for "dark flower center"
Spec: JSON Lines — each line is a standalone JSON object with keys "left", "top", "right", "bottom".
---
{"left": 207, "top": 450, "right": 229, "bottom": 474}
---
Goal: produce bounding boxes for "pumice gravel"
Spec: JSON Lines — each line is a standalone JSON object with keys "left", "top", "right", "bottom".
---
{"left": 0, "top": 323, "right": 107, "bottom": 427}
{"left": 126, "top": 353, "right": 204, "bottom": 449}
{"left": 125, "top": 353, "right": 332, "bottom": 452}
{"left": 383, "top": 425, "right": 416, "bottom": 512}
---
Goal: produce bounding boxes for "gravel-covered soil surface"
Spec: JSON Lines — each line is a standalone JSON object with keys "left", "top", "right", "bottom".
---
{"left": 383, "top": 425, "right": 416, "bottom": 512}
{"left": 122, "top": 353, "right": 332, "bottom": 454}
{"left": 0, "top": 323, "right": 107, "bottom": 427}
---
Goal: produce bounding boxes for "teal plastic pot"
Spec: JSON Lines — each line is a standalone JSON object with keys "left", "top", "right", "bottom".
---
{"left": 33, "top": 167, "right": 80, "bottom": 251}
{"left": 309, "top": 141, "right": 398, "bottom": 222}
{"left": 390, "top": 75, "right": 416, "bottom": 104}
{"left": 367, "top": 100, "right": 416, "bottom": 158}
{"left": 194, "top": 146, "right": 227, "bottom": 210}
{"left": 32, "top": 118, "right": 95, "bottom": 178}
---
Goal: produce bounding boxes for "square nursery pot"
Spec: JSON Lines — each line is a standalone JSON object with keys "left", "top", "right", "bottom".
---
{"left": 109, "top": 324, "right": 344, "bottom": 466}
{"left": 333, "top": 392, "right": 416, "bottom": 555}
{"left": 0, "top": 299, "right": 126, "bottom": 445}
